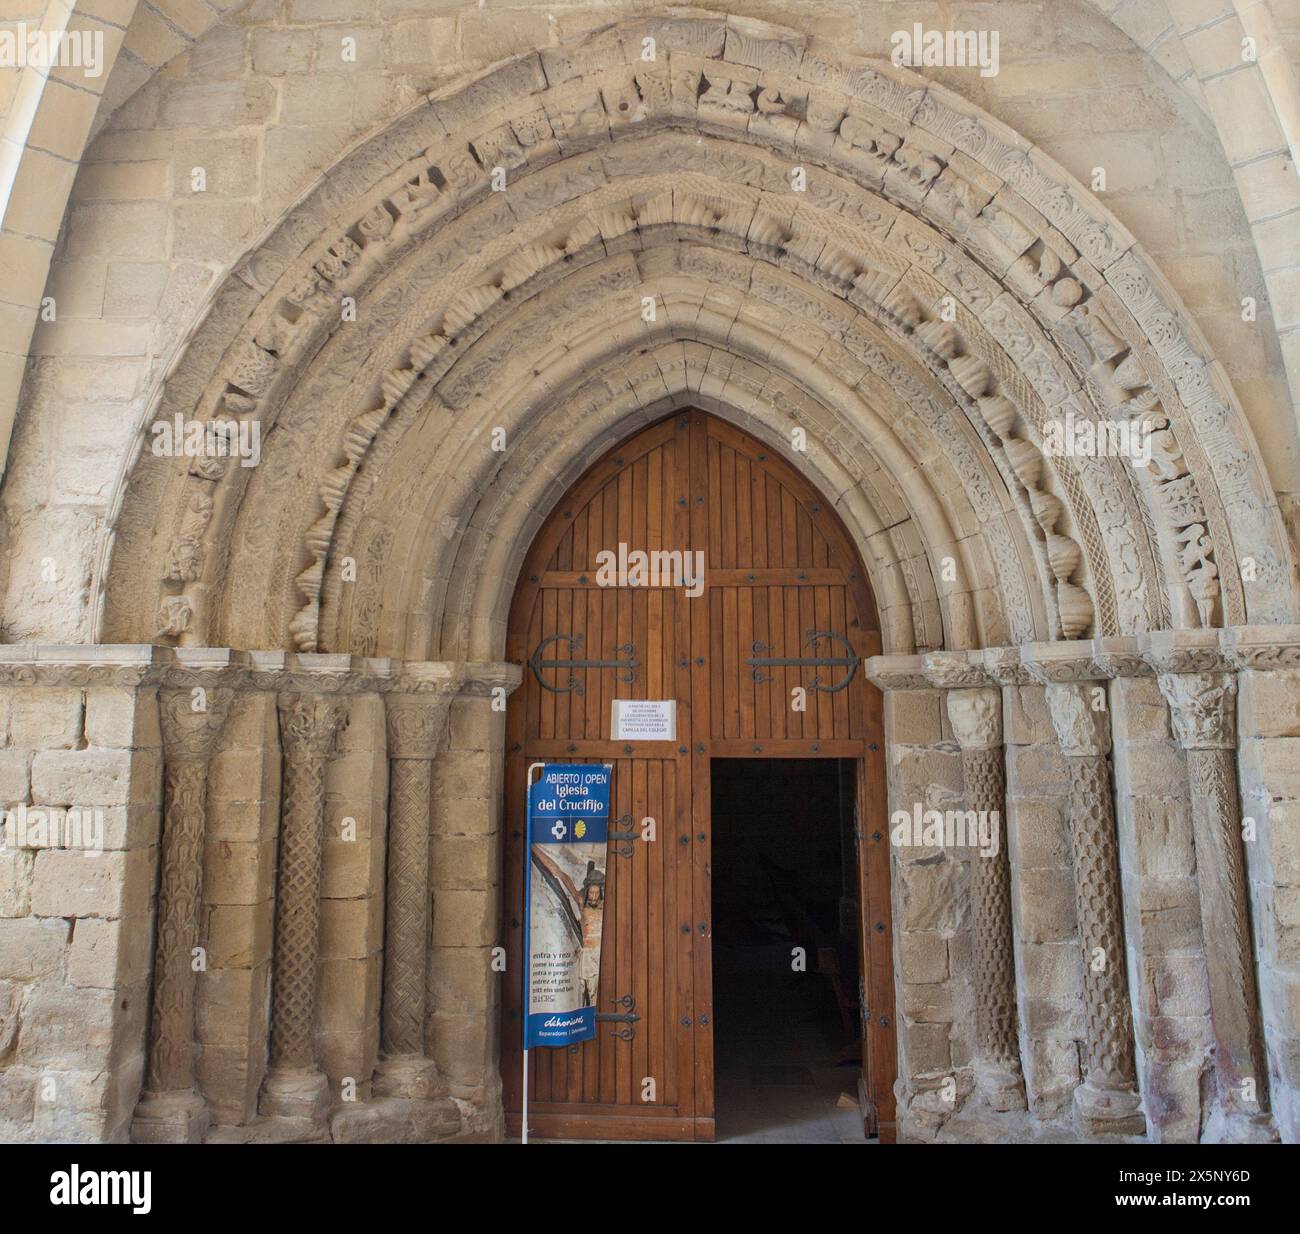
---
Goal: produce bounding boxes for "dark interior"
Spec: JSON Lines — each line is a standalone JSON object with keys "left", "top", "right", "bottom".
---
{"left": 710, "top": 758, "right": 866, "bottom": 1142}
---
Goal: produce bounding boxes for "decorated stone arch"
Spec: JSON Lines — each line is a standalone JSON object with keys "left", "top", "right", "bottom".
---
{"left": 96, "top": 15, "right": 1297, "bottom": 657}
{"left": 3, "top": 13, "right": 1300, "bottom": 1147}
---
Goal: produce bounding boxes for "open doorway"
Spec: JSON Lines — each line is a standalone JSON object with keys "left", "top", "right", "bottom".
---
{"left": 710, "top": 758, "right": 868, "bottom": 1144}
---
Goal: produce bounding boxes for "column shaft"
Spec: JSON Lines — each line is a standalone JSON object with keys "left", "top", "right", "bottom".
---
{"left": 260, "top": 691, "right": 343, "bottom": 1120}
{"left": 1046, "top": 682, "right": 1145, "bottom": 1136}
{"left": 133, "top": 686, "right": 233, "bottom": 1144}
{"left": 1066, "top": 755, "right": 1139, "bottom": 1095}
{"left": 1157, "top": 670, "right": 1273, "bottom": 1139}
{"left": 965, "top": 745, "right": 1023, "bottom": 1100}
{"left": 369, "top": 671, "right": 460, "bottom": 1110}
{"left": 946, "top": 685, "right": 1024, "bottom": 1111}
{"left": 382, "top": 756, "right": 433, "bottom": 1057}
{"left": 146, "top": 758, "right": 210, "bottom": 1091}
{"left": 269, "top": 734, "right": 328, "bottom": 1069}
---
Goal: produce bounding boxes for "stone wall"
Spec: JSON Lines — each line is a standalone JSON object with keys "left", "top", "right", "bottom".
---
{"left": 1109, "top": 673, "right": 1211, "bottom": 1141}
{"left": 0, "top": 647, "right": 518, "bottom": 1143}
{"left": 428, "top": 680, "right": 511, "bottom": 1136}
{"left": 1003, "top": 680, "right": 1082, "bottom": 1121}
{"left": 0, "top": 2, "right": 1299, "bottom": 1151}
{"left": 878, "top": 684, "right": 971, "bottom": 1133}
{"left": 1237, "top": 663, "right": 1300, "bottom": 1142}
{"left": 869, "top": 627, "right": 1300, "bottom": 1144}
{"left": 0, "top": 648, "right": 161, "bottom": 1141}
{"left": 1, "top": 634, "right": 1296, "bottom": 1144}
{"left": 198, "top": 688, "right": 278, "bottom": 1127}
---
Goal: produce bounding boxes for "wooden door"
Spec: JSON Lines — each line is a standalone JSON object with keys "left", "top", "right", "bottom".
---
{"left": 502, "top": 411, "right": 893, "bottom": 1141}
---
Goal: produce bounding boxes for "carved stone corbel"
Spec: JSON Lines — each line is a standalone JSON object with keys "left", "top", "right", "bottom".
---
{"left": 259, "top": 690, "right": 347, "bottom": 1122}
{"left": 1156, "top": 671, "right": 1274, "bottom": 1141}
{"left": 132, "top": 683, "right": 235, "bottom": 1143}
{"left": 945, "top": 686, "right": 1026, "bottom": 1113}
{"left": 1045, "top": 682, "right": 1146, "bottom": 1136}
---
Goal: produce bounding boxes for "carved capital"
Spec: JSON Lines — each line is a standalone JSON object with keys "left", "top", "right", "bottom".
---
{"left": 159, "top": 688, "right": 235, "bottom": 763}
{"left": 394, "top": 662, "right": 462, "bottom": 694}
{"left": 276, "top": 692, "right": 345, "bottom": 761}
{"left": 946, "top": 687, "right": 1002, "bottom": 750}
{"left": 1046, "top": 682, "right": 1111, "bottom": 757}
{"left": 385, "top": 691, "right": 451, "bottom": 760}
{"left": 1157, "top": 672, "right": 1237, "bottom": 750}
{"left": 1092, "top": 636, "right": 1151, "bottom": 679}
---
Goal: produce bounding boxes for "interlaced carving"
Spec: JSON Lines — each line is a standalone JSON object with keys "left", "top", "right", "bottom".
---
{"left": 1066, "top": 755, "right": 1138, "bottom": 1094}
{"left": 964, "top": 745, "right": 1022, "bottom": 1090}
{"left": 269, "top": 693, "right": 343, "bottom": 1071}
{"left": 147, "top": 760, "right": 211, "bottom": 1090}
{"left": 384, "top": 692, "right": 444, "bottom": 760}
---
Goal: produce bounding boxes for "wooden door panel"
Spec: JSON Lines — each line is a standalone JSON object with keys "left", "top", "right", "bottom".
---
{"left": 503, "top": 411, "right": 889, "bottom": 1142}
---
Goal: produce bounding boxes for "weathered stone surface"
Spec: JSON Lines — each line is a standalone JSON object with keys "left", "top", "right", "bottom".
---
{"left": 1, "top": 3, "right": 1299, "bottom": 1147}
{"left": 30, "top": 849, "right": 154, "bottom": 920}
{"left": 329, "top": 1095, "right": 460, "bottom": 1143}
{"left": 0, "top": 916, "right": 70, "bottom": 980}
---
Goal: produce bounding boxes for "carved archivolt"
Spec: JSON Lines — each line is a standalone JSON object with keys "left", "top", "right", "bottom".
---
{"left": 101, "top": 16, "right": 1298, "bottom": 660}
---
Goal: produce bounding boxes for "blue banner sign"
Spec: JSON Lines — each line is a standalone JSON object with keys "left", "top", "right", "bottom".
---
{"left": 524, "top": 764, "right": 612, "bottom": 1049}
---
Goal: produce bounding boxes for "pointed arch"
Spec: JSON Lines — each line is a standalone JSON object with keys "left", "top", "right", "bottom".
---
{"left": 96, "top": 14, "right": 1298, "bottom": 660}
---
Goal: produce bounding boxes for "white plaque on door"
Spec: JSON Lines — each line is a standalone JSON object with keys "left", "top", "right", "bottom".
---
{"left": 610, "top": 699, "right": 677, "bottom": 742}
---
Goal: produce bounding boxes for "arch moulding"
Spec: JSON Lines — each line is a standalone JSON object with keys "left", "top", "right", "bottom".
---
{"left": 92, "top": 13, "right": 1297, "bottom": 661}
{"left": 4, "top": 11, "right": 1300, "bottom": 1149}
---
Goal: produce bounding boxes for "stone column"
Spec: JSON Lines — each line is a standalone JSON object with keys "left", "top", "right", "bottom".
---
{"left": 866, "top": 654, "right": 958, "bottom": 1137}
{"left": 1156, "top": 670, "right": 1273, "bottom": 1141}
{"left": 259, "top": 690, "right": 346, "bottom": 1122}
{"left": 132, "top": 678, "right": 235, "bottom": 1143}
{"left": 428, "top": 662, "right": 522, "bottom": 1134}
{"left": 946, "top": 686, "right": 1026, "bottom": 1112}
{"left": 374, "top": 665, "right": 460, "bottom": 1106}
{"left": 1045, "top": 680, "right": 1145, "bottom": 1136}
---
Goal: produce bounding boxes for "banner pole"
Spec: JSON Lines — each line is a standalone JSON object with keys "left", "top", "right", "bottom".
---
{"left": 523, "top": 762, "right": 545, "bottom": 1146}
